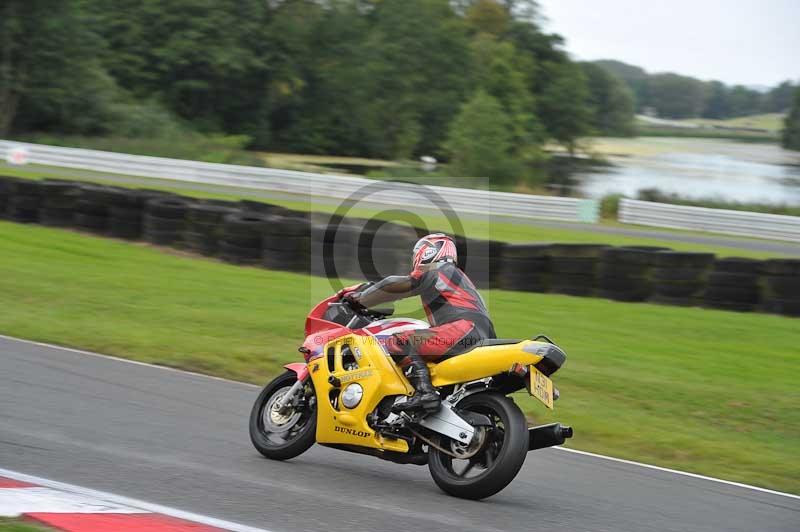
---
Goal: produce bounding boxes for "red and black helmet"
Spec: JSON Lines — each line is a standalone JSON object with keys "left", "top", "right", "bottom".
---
{"left": 412, "top": 233, "right": 457, "bottom": 272}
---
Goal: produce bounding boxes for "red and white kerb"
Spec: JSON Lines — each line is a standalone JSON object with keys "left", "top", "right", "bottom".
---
{"left": 0, "top": 474, "right": 222, "bottom": 531}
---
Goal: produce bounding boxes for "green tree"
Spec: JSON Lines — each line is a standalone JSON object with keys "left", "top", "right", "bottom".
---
{"left": 537, "top": 61, "right": 592, "bottom": 154}
{"left": 445, "top": 90, "right": 520, "bottom": 181}
{"left": 593, "top": 59, "right": 648, "bottom": 110}
{"left": 726, "top": 85, "right": 762, "bottom": 117}
{"left": 470, "top": 34, "right": 543, "bottom": 159}
{"left": 645, "top": 73, "right": 707, "bottom": 118}
{"left": 702, "top": 81, "right": 730, "bottom": 119}
{"left": 359, "top": 0, "right": 472, "bottom": 158}
{"left": 0, "top": 0, "right": 118, "bottom": 135}
{"left": 85, "top": 0, "right": 275, "bottom": 144}
{"left": 270, "top": 1, "right": 373, "bottom": 155}
{"left": 465, "top": 0, "right": 510, "bottom": 36}
{"left": 782, "top": 88, "right": 800, "bottom": 151}
{"left": 762, "top": 81, "right": 796, "bottom": 113}
{"left": 580, "top": 62, "right": 635, "bottom": 136}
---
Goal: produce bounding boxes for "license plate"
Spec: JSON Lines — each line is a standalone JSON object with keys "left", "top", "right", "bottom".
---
{"left": 528, "top": 365, "right": 554, "bottom": 409}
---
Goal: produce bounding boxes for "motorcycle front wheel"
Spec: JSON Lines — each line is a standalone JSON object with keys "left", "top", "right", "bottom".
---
{"left": 428, "top": 392, "right": 528, "bottom": 500}
{"left": 249, "top": 370, "right": 317, "bottom": 460}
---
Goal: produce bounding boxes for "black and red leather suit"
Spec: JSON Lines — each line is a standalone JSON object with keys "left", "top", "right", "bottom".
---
{"left": 352, "top": 261, "right": 496, "bottom": 368}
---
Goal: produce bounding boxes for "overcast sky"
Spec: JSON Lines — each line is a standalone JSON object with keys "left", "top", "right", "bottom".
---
{"left": 536, "top": 0, "right": 800, "bottom": 87}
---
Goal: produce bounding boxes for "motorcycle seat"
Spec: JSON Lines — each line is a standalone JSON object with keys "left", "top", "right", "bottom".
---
{"left": 470, "top": 338, "right": 521, "bottom": 349}
{"left": 457, "top": 338, "right": 521, "bottom": 355}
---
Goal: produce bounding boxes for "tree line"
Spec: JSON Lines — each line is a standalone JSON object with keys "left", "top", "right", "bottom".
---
{"left": 594, "top": 60, "right": 796, "bottom": 120}
{"left": 783, "top": 88, "right": 800, "bottom": 151}
{"left": 2, "top": 0, "right": 795, "bottom": 174}
{"left": 0, "top": 0, "right": 640, "bottom": 180}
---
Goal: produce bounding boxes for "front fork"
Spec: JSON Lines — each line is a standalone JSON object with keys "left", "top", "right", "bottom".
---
{"left": 275, "top": 363, "right": 309, "bottom": 414}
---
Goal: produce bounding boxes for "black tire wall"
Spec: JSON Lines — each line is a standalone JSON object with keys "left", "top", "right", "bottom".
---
{"left": 3, "top": 177, "right": 798, "bottom": 318}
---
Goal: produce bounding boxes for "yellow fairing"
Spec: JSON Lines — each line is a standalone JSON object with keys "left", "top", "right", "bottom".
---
{"left": 310, "top": 336, "right": 550, "bottom": 452}
{"left": 309, "top": 334, "right": 413, "bottom": 452}
{"left": 430, "top": 340, "right": 546, "bottom": 387}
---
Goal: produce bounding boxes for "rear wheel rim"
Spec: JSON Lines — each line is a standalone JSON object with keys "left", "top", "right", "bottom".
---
{"left": 439, "top": 406, "right": 506, "bottom": 481}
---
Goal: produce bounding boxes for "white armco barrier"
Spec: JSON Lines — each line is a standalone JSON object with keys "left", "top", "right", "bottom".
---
{"left": 0, "top": 140, "right": 599, "bottom": 223}
{"left": 619, "top": 198, "right": 800, "bottom": 243}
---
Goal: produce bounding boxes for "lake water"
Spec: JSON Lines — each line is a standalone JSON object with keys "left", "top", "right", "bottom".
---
{"left": 574, "top": 138, "right": 800, "bottom": 205}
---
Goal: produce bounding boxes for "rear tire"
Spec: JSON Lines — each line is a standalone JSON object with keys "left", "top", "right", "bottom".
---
{"left": 428, "top": 393, "right": 528, "bottom": 500}
{"left": 249, "top": 371, "right": 317, "bottom": 460}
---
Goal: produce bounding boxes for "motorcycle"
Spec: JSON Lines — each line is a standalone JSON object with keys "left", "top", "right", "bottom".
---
{"left": 249, "top": 288, "right": 573, "bottom": 500}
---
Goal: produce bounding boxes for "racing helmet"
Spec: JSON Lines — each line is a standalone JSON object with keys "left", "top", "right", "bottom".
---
{"left": 412, "top": 233, "right": 457, "bottom": 272}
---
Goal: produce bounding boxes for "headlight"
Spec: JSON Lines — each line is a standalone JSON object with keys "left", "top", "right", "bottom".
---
{"left": 341, "top": 383, "right": 363, "bottom": 409}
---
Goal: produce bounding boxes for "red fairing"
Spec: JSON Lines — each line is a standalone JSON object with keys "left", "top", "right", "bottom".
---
{"left": 304, "top": 293, "right": 343, "bottom": 337}
{"left": 284, "top": 362, "right": 309, "bottom": 380}
{"left": 301, "top": 325, "right": 354, "bottom": 362}
{"left": 304, "top": 283, "right": 362, "bottom": 337}
{"left": 299, "top": 287, "right": 423, "bottom": 362}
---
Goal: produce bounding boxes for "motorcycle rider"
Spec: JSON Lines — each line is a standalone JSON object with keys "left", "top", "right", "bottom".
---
{"left": 346, "top": 233, "right": 496, "bottom": 414}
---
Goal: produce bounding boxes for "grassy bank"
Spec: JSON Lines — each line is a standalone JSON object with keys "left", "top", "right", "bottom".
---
{"left": 18, "top": 134, "right": 264, "bottom": 167}
{"left": 1, "top": 221, "right": 798, "bottom": 493}
{"left": 674, "top": 113, "right": 786, "bottom": 133}
{"left": 0, "top": 519, "right": 51, "bottom": 532}
{"left": 1, "top": 163, "right": 791, "bottom": 260}
{"left": 636, "top": 127, "right": 778, "bottom": 142}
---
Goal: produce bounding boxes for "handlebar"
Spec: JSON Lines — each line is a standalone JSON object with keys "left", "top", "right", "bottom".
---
{"left": 329, "top": 299, "right": 393, "bottom": 320}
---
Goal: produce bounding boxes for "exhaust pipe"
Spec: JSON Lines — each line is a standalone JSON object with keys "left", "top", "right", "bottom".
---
{"left": 528, "top": 422, "right": 573, "bottom": 451}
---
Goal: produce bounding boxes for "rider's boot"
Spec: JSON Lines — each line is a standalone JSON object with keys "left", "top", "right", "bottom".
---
{"left": 393, "top": 355, "right": 440, "bottom": 414}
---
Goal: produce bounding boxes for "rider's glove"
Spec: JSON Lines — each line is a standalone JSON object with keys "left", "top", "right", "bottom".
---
{"left": 337, "top": 282, "right": 372, "bottom": 301}
{"left": 343, "top": 292, "right": 366, "bottom": 311}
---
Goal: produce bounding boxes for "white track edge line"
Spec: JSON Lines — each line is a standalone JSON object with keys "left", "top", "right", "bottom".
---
{"left": 4, "top": 334, "right": 799, "bottom": 501}
{"left": 0, "top": 334, "right": 260, "bottom": 389}
{"left": 553, "top": 447, "right": 800, "bottom": 500}
{"left": 0, "top": 467, "right": 273, "bottom": 532}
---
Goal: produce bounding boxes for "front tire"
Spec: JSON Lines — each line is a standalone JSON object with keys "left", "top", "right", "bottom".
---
{"left": 428, "top": 393, "right": 528, "bottom": 500}
{"left": 249, "top": 370, "right": 317, "bottom": 460}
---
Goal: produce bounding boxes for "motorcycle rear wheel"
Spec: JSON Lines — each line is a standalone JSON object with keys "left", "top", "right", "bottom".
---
{"left": 428, "top": 392, "right": 528, "bottom": 500}
{"left": 249, "top": 370, "right": 317, "bottom": 460}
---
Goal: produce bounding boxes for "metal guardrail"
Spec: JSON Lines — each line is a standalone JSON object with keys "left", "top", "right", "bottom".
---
{"left": 0, "top": 140, "right": 599, "bottom": 223}
{"left": 619, "top": 198, "right": 800, "bottom": 243}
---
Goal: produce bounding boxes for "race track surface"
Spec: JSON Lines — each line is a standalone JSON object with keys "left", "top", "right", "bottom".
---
{"left": 1, "top": 336, "right": 797, "bottom": 532}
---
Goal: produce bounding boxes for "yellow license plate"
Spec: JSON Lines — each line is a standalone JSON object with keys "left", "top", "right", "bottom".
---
{"left": 528, "top": 365, "right": 554, "bottom": 409}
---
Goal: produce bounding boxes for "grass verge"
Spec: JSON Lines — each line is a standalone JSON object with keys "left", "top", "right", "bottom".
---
{"left": 1, "top": 221, "right": 798, "bottom": 493}
{"left": 0, "top": 519, "right": 52, "bottom": 532}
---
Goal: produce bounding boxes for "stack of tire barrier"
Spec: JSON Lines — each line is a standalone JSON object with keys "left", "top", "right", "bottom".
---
{"left": 219, "top": 212, "right": 267, "bottom": 265}
{"left": 184, "top": 201, "right": 239, "bottom": 256}
{"left": 760, "top": 259, "right": 800, "bottom": 317}
{"left": 6, "top": 179, "right": 43, "bottom": 223}
{"left": 548, "top": 244, "right": 609, "bottom": 296}
{"left": 311, "top": 219, "right": 357, "bottom": 278}
{"left": 238, "top": 199, "right": 297, "bottom": 217}
{"left": 144, "top": 197, "right": 191, "bottom": 246}
{"left": 38, "top": 180, "right": 81, "bottom": 227}
{"left": 106, "top": 188, "right": 158, "bottom": 240}
{"left": 0, "top": 176, "right": 16, "bottom": 218}
{"left": 499, "top": 244, "right": 551, "bottom": 292}
{"left": 263, "top": 214, "right": 312, "bottom": 273}
{"left": 650, "top": 251, "right": 715, "bottom": 306}
{"left": 597, "top": 246, "right": 667, "bottom": 302}
{"left": 4, "top": 176, "right": 800, "bottom": 319}
{"left": 360, "top": 222, "right": 416, "bottom": 280}
{"left": 457, "top": 238, "right": 507, "bottom": 289}
{"left": 702, "top": 257, "right": 762, "bottom": 312}
{"left": 73, "top": 185, "right": 114, "bottom": 234}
